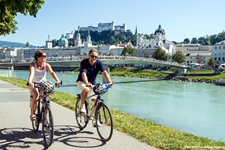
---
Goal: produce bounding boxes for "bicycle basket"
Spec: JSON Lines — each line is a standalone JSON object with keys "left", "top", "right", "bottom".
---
{"left": 40, "top": 80, "right": 55, "bottom": 94}
{"left": 93, "top": 83, "right": 109, "bottom": 94}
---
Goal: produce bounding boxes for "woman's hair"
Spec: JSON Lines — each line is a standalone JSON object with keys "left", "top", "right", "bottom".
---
{"left": 34, "top": 50, "right": 45, "bottom": 61}
{"left": 89, "top": 49, "right": 98, "bottom": 55}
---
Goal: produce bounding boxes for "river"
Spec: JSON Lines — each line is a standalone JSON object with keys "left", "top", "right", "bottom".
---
{"left": 12, "top": 70, "right": 225, "bottom": 141}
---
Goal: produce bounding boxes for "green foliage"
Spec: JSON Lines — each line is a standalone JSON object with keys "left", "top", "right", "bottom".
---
{"left": 121, "top": 46, "right": 137, "bottom": 56}
{"left": 152, "top": 47, "right": 167, "bottom": 61}
{"left": 208, "top": 57, "right": 216, "bottom": 67}
{"left": 110, "top": 67, "right": 170, "bottom": 78}
{"left": 0, "top": 0, "right": 44, "bottom": 35}
{"left": 183, "top": 38, "right": 190, "bottom": 44}
{"left": 172, "top": 50, "right": 186, "bottom": 63}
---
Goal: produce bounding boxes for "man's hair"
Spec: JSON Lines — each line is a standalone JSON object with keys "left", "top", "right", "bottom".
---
{"left": 89, "top": 49, "right": 98, "bottom": 55}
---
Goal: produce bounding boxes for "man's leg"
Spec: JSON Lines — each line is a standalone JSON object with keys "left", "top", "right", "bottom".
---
{"left": 81, "top": 87, "right": 89, "bottom": 104}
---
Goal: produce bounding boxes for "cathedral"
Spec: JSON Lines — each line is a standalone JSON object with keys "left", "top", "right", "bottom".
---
{"left": 135, "top": 25, "right": 176, "bottom": 57}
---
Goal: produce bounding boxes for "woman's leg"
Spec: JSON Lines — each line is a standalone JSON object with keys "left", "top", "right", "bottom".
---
{"left": 30, "top": 88, "right": 39, "bottom": 119}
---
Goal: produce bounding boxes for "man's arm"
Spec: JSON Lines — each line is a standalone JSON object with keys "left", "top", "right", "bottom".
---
{"left": 102, "top": 71, "right": 113, "bottom": 85}
{"left": 81, "top": 72, "right": 92, "bottom": 87}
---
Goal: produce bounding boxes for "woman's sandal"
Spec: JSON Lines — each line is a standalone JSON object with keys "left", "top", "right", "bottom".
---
{"left": 30, "top": 115, "right": 36, "bottom": 121}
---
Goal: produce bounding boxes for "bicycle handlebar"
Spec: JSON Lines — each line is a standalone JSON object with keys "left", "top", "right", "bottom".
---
{"left": 55, "top": 81, "right": 63, "bottom": 86}
{"left": 26, "top": 80, "right": 63, "bottom": 86}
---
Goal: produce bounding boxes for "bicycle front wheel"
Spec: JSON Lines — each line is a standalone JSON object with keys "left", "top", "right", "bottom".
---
{"left": 42, "top": 106, "right": 54, "bottom": 147}
{"left": 95, "top": 103, "right": 113, "bottom": 142}
{"left": 75, "top": 97, "right": 88, "bottom": 129}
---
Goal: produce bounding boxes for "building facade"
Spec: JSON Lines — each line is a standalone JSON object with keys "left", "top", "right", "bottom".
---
{"left": 212, "top": 40, "right": 225, "bottom": 64}
{"left": 136, "top": 25, "right": 175, "bottom": 57}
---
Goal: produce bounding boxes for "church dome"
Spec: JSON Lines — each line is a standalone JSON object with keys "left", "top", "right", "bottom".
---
{"left": 154, "top": 25, "right": 166, "bottom": 35}
{"left": 59, "top": 34, "right": 68, "bottom": 44}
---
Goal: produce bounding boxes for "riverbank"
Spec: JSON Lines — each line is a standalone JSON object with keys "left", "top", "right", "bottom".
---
{"left": 1, "top": 76, "right": 225, "bottom": 150}
{"left": 109, "top": 67, "right": 225, "bottom": 85}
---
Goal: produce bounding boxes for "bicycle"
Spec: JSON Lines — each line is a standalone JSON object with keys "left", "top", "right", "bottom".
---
{"left": 75, "top": 82, "right": 113, "bottom": 142}
{"left": 27, "top": 80, "right": 61, "bottom": 147}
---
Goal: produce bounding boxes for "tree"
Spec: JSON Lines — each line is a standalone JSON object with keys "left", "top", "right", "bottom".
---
{"left": 208, "top": 57, "right": 216, "bottom": 67}
{"left": 183, "top": 38, "right": 190, "bottom": 44}
{"left": 121, "top": 46, "right": 136, "bottom": 56}
{"left": 152, "top": 48, "right": 167, "bottom": 61}
{"left": 172, "top": 50, "right": 185, "bottom": 63}
{"left": 0, "top": 0, "right": 44, "bottom": 35}
{"left": 191, "top": 38, "right": 198, "bottom": 44}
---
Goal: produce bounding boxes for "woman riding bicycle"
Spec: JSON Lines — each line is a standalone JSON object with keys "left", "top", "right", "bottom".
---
{"left": 27, "top": 50, "right": 61, "bottom": 121}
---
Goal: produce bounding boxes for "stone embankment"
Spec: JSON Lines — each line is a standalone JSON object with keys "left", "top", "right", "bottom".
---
{"left": 170, "top": 76, "right": 215, "bottom": 83}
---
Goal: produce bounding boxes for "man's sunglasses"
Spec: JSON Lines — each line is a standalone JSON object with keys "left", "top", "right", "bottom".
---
{"left": 91, "top": 55, "right": 98, "bottom": 59}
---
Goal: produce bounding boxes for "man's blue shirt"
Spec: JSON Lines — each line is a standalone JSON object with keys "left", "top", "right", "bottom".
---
{"left": 76, "top": 58, "right": 105, "bottom": 84}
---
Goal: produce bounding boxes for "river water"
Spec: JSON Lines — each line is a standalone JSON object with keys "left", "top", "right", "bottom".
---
{"left": 12, "top": 70, "right": 225, "bottom": 141}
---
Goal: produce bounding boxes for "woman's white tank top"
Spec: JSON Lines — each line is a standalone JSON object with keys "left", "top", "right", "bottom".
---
{"left": 32, "top": 62, "right": 47, "bottom": 83}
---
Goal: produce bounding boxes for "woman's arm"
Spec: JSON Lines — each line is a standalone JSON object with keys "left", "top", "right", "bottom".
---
{"left": 46, "top": 63, "right": 61, "bottom": 84}
{"left": 28, "top": 63, "right": 35, "bottom": 88}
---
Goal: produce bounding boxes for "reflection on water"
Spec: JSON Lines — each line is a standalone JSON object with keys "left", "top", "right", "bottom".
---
{"left": 13, "top": 70, "right": 225, "bottom": 141}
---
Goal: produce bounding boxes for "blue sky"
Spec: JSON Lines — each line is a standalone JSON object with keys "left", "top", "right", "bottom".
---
{"left": 0, "top": 0, "right": 225, "bottom": 46}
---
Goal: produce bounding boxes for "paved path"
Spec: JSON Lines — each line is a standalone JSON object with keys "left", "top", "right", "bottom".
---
{"left": 0, "top": 80, "right": 158, "bottom": 150}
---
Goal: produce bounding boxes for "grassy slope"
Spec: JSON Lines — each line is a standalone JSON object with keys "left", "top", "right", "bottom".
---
{"left": 1, "top": 69, "right": 225, "bottom": 149}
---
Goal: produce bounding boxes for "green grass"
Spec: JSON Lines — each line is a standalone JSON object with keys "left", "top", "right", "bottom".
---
{"left": 1, "top": 76, "right": 225, "bottom": 149}
{"left": 110, "top": 67, "right": 170, "bottom": 78}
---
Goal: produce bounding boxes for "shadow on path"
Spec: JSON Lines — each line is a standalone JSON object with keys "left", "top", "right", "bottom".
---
{"left": 0, "top": 127, "right": 44, "bottom": 149}
{"left": 0, "top": 125, "right": 106, "bottom": 149}
{"left": 54, "top": 124, "right": 106, "bottom": 148}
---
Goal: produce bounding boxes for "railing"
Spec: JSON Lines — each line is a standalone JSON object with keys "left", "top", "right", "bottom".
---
{"left": 0, "top": 56, "right": 187, "bottom": 68}
{"left": 0, "top": 66, "right": 14, "bottom": 77}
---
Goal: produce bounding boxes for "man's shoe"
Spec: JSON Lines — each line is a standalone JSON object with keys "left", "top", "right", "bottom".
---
{"left": 93, "top": 120, "right": 101, "bottom": 127}
{"left": 80, "top": 104, "right": 86, "bottom": 113}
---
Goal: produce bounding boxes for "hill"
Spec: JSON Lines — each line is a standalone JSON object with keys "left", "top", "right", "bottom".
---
{"left": 0, "top": 40, "right": 36, "bottom": 48}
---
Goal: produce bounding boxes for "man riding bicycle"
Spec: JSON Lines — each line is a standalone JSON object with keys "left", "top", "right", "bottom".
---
{"left": 76, "top": 49, "right": 113, "bottom": 126}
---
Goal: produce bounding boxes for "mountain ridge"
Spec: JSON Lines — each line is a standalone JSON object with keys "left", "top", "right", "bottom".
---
{"left": 0, "top": 40, "right": 37, "bottom": 48}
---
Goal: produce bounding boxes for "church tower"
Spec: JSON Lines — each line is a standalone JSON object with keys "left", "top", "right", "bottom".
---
{"left": 134, "top": 26, "right": 138, "bottom": 47}
{"left": 84, "top": 31, "right": 92, "bottom": 47}
{"left": 46, "top": 35, "right": 52, "bottom": 48}
{"left": 74, "top": 26, "right": 83, "bottom": 46}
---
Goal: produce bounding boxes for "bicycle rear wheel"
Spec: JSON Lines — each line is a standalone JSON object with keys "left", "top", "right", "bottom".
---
{"left": 32, "top": 101, "right": 40, "bottom": 132}
{"left": 42, "top": 106, "right": 54, "bottom": 147}
{"left": 75, "top": 96, "right": 88, "bottom": 129}
{"left": 95, "top": 103, "right": 113, "bottom": 142}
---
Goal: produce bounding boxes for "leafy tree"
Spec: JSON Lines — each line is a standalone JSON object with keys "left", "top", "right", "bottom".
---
{"left": 144, "top": 34, "right": 150, "bottom": 39}
{"left": 152, "top": 48, "right": 167, "bottom": 61}
{"left": 0, "top": 0, "right": 44, "bottom": 35}
{"left": 183, "top": 38, "right": 190, "bottom": 44}
{"left": 115, "top": 33, "right": 126, "bottom": 43}
{"left": 172, "top": 50, "right": 185, "bottom": 63}
{"left": 121, "top": 46, "right": 136, "bottom": 56}
{"left": 150, "top": 33, "right": 154, "bottom": 39}
{"left": 191, "top": 38, "right": 198, "bottom": 44}
{"left": 208, "top": 57, "right": 216, "bottom": 67}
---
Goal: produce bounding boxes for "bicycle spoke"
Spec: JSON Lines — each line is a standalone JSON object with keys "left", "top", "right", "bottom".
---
{"left": 75, "top": 97, "right": 88, "bottom": 129}
{"left": 96, "top": 104, "right": 113, "bottom": 142}
{"left": 42, "top": 107, "right": 54, "bottom": 147}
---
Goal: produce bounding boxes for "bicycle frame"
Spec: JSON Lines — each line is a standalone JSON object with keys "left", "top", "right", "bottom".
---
{"left": 75, "top": 83, "right": 113, "bottom": 142}
{"left": 36, "top": 93, "right": 50, "bottom": 123}
{"left": 85, "top": 95, "right": 102, "bottom": 122}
